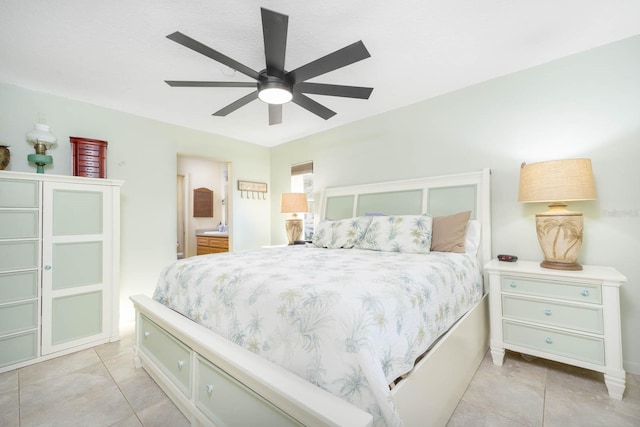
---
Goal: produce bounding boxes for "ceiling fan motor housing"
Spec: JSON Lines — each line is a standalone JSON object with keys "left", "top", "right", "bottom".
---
{"left": 257, "top": 72, "right": 293, "bottom": 104}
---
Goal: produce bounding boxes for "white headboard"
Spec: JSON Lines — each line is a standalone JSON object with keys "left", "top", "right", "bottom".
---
{"left": 319, "top": 169, "right": 492, "bottom": 267}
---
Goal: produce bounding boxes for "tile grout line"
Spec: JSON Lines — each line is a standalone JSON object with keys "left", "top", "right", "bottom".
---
{"left": 96, "top": 347, "right": 145, "bottom": 427}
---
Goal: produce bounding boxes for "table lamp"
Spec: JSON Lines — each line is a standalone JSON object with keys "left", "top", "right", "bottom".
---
{"left": 518, "top": 158, "right": 596, "bottom": 271}
{"left": 280, "top": 193, "right": 308, "bottom": 245}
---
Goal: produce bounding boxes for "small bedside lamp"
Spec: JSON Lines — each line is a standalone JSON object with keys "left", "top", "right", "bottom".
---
{"left": 518, "top": 158, "right": 596, "bottom": 271}
{"left": 280, "top": 193, "right": 308, "bottom": 245}
{"left": 26, "top": 121, "right": 57, "bottom": 173}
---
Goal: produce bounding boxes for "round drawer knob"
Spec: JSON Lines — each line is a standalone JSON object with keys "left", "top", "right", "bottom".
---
{"left": 510, "top": 282, "right": 517, "bottom": 288}
{"left": 545, "top": 337, "right": 553, "bottom": 344}
{"left": 206, "top": 384, "right": 214, "bottom": 395}
{"left": 581, "top": 290, "right": 590, "bottom": 297}
{"left": 44, "top": 265, "right": 52, "bottom": 271}
{"left": 177, "top": 360, "right": 185, "bottom": 369}
{"left": 544, "top": 308, "right": 552, "bottom": 316}
{"left": 143, "top": 331, "right": 150, "bottom": 338}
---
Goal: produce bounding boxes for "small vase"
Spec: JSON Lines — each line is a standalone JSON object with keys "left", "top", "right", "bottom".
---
{"left": 0, "top": 145, "right": 10, "bottom": 170}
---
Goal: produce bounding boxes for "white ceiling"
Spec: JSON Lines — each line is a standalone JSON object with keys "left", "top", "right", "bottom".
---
{"left": 2, "top": 1, "right": 640, "bottom": 147}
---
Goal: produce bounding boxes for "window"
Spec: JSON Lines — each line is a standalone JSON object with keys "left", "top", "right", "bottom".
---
{"left": 291, "top": 161, "right": 314, "bottom": 241}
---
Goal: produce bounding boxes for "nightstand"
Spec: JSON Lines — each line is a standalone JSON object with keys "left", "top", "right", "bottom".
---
{"left": 485, "top": 259, "right": 627, "bottom": 399}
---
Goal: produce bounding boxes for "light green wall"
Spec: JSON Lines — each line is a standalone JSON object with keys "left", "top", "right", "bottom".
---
{"left": 0, "top": 82, "right": 271, "bottom": 322}
{"left": 270, "top": 35, "right": 640, "bottom": 373}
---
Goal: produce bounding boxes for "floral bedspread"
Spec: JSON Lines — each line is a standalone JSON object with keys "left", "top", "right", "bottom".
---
{"left": 153, "top": 246, "right": 483, "bottom": 426}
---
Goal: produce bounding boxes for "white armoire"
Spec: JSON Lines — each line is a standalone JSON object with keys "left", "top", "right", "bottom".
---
{"left": 0, "top": 171, "right": 122, "bottom": 372}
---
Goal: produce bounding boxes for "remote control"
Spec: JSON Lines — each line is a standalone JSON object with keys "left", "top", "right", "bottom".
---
{"left": 497, "top": 254, "right": 518, "bottom": 262}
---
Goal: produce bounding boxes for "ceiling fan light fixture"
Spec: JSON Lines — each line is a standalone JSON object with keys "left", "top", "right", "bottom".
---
{"left": 258, "top": 81, "right": 292, "bottom": 104}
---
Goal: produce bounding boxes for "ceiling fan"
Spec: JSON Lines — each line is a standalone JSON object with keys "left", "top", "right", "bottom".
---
{"left": 164, "top": 7, "right": 373, "bottom": 125}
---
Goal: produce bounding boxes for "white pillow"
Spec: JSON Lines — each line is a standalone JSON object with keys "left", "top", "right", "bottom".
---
{"left": 356, "top": 215, "right": 433, "bottom": 254}
{"left": 312, "top": 216, "right": 372, "bottom": 248}
{"left": 465, "top": 220, "right": 481, "bottom": 255}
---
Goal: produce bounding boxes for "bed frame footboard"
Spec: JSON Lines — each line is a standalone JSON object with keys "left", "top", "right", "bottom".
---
{"left": 130, "top": 294, "right": 373, "bottom": 427}
{"left": 131, "top": 293, "right": 488, "bottom": 427}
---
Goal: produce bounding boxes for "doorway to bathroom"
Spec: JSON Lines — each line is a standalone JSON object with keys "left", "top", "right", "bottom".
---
{"left": 177, "top": 155, "right": 231, "bottom": 259}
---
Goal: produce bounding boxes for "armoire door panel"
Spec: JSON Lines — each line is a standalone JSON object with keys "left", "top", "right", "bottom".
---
{"left": 51, "top": 291, "right": 103, "bottom": 345}
{"left": 52, "top": 190, "right": 103, "bottom": 236}
{"left": 52, "top": 241, "right": 103, "bottom": 290}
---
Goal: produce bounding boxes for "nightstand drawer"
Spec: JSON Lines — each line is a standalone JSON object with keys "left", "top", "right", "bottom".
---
{"left": 501, "top": 276, "right": 601, "bottom": 304}
{"left": 503, "top": 321, "right": 604, "bottom": 365}
{"left": 502, "top": 295, "right": 603, "bottom": 334}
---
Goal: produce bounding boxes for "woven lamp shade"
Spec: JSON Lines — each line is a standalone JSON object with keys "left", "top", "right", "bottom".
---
{"left": 280, "top": 193, "right": 308, "bottom": 213}
{"left": 518, "top": 158, "right": 596, "bottom": 203}
{"left": 518, "top": 158, "right": 596, "bottom": 271}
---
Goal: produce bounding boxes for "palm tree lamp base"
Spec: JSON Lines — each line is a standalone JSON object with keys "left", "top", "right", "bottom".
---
{"left": 535, "top": 204, "right": 584, "bottom": 271}
{"left": 284, "top": 217, "right": 303, "bottom": 245}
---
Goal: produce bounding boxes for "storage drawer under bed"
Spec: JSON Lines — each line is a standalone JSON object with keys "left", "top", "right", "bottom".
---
{"left": 139, "top": 315, "right": 192, "bottom": 397}
{"left": 196, "top": 356, "right": 303, "bottom": 427}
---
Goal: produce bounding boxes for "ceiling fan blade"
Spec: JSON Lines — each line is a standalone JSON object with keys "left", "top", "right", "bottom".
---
{"left": 269, "top": 104, "right": 283, "bottom": 125}
{"left": 292, "top": 93, "right": 336, "bottom": 120}
{"left": 213, "top": 91, "right": 259, "bottom": 116}
{"left": 261, "top": 8, "right": 288, "bottom": 77}
{"left": 167, "top": 31, "right": 260, "bottom": 80}
{"left": 286, "top": 40, "right": 370, "bottom": 84}
{"left": 297, "top": 82, "right": 373, "bottom": 99}
{"left": 165, "top": 81, "right": 256, "bottom": 88}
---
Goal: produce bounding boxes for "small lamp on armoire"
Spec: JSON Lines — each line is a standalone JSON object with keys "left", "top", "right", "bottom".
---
{"left": 26, "top": 121, "right": 57, "bottom": 174}
{"left": 518, "top": 158, "right": 596, "bottom": 271}
{"left": 280, "top": 193, "right": 308, "bottom": 245}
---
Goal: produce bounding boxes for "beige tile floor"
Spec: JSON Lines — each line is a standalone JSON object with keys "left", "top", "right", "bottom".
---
{"left": 448, "top": 351, "right": 640, "bottom": 427}
{"left": 1, "top": 323, "right": 639, "bottom": 426}
{"left": 0, "top": 322, "right": 189, "bottom": 427}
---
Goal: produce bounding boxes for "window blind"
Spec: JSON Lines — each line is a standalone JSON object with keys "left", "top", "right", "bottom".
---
{"left": 291, "top": 161, "right": 313, "bottom": 176}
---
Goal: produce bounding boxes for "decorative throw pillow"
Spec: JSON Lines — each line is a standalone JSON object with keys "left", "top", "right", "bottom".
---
{"left": 356, "top": 215, "right": 433, "bottom": 254}
{"left": 430, "top": 211, "right": 471, "bottom": 253}
{"left": 311, "top": 216, "right": 372, "bottom": 248}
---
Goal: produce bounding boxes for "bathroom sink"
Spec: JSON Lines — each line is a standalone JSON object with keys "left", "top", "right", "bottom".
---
{"left": 201, "top": 231, "right": 228, "bottom": 236}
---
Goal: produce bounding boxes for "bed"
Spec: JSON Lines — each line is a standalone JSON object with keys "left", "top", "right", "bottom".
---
{"left": 131, "top": 168, "right": 492, "bottom": 427}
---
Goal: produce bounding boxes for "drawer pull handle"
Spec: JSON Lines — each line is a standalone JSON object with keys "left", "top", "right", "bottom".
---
{"left": 177, "top": 360, "right": 185, "bottom": 369}
{"left": 581, "top": 290, "right": 590, "bottom": 297}
{"left": 545, "top": 337, "right": 553, "bottom": 344}
{"left": 143, "top": 331, "right": 150, "bottom": 338}
{"left": 510, "top": 281, "right": 517, "bottom": 288}
{"left": 544, "top": 309, "right": 552, "bottom": 316}
{"left": 44, "top": 265, "right": 52, "bottom": 271}
{"left": 205, "top": 384, "right": 214, "bottom": 395}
